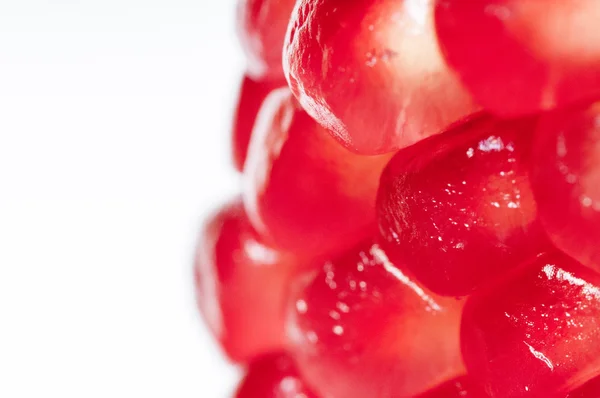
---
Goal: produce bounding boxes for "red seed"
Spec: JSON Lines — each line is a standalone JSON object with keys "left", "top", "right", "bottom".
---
{"left": 236, "top": 0, "right": 297, "bottom": 81}
{"left": 283, "top": 0, "right": 478, "bottom": 155}
{"left": 461, "top": 251, "right": 600, "bottom": 397}
{"left": 231, "top": 75, "right": 283, "bottom": 172}
{"left": 377, "top": 116, "right": 549, "bottom": 296}
{"left": 244, "top": 87, "right": 393, "bottom": 256}
{"left": 234, "top": 353, "right": 319, "bottom": 398}
{"left": 531, "top": 102, "right": 600, "bottom": 273}
{"left": 417, "top": 376, "right": 488, "bottom": 398}
{"left": 566, "top": 376, "right": 600, "bottom": 398}
{"left": 194, "top": 198, "right": 303, "bottom": 362}
{"left": 435, "top": 0, "right": 600, "bottom": 116}
{"left": 287, "top": 240, "right": 465, "bottom": 398}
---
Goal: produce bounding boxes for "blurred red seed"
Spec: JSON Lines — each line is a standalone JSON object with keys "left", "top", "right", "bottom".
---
{"left": 377, "top": 116, "right": 549, "bottom": 296}
{"left": 244, "top": 87, "right": 393, "bottom": 256}
{"left": 194, "top": 198, "right": 303, "bottom": 362}
{"left": 531, "top": 102, "right": 600, "bottom": 273}
{"left": 417, "top": 376, "right": 488, "bottom": 398}
{"left": 236, "top": 0, "right": 297, "bottom": 81}
{"left": 435, "top": 0, "right": 600, "bottom": 116}
{"left": 566, "top": 376, "right": 600, "bottom": 398}
{"left": 234, "top": 353, "right": 319, "bottom": 398}
{"left": 283, "top": 0, "right": 478, "bottom": 155}
{"left": 461, "top": 251, "right": 600, "bottom": 397}
{"left": 287, "top": 240, "right": 465, "bottom": 398}
{"left": 231, "top": 75, "right": 283, "bottom": 171}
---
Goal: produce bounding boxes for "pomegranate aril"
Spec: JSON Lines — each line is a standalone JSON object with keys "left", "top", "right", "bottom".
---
{"left": 435, "top": 0, "right": 600, "bottom": 116}
{"left": 417, "top": 376, "right": 488, "bottom": 398}
{"left": 236, "top": 0, "right": 297, "bottom": 81}
{"left": 461, "top": 251, "right": 600, "bottom": 397}
{"left": 531, "top": 102, "right": 600, "bottom": 273}
{"left": 194, "top": 198, "right": 303, "bottom": 362}
{"left": 243, "top": 87, "right": 392, "bottom": 256}
{"left": 234, "top": 353, "right": 319, "bottom": 398}
{"left": 283, "top": 0, "right": 478, "bottom": 155}
{"left": 567, "top": 376, "right": 600, "bottom": 398}
{"left": 377, "top": 116, "right": 549, "bottom": 296}
{"left": 287, "top": 240, "right": 465, "bottom": 398}
{"left": 231, "top": 75, "right": 283, "bottom": 171}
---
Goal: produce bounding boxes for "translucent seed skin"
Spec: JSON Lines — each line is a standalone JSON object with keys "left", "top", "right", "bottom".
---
{"left": 283, "top": 0, "right": 478, "bottom": 155}
{"left": 532, "top": 102, "right": 600, "bottom": 273}
{"left": 244, "top": 88, "right": 392, "bottom": 257}
{"left": 461, "top": 251, "right": 600, "bottom": 397}
{"left": 234, "top": 353, "right": 319, "bottom": 398}
{"left": 194, "top": 198, "right": 302, "bottom": 362}
{"left": 435, "top": 0, "right": 600, "bottom": 116}
{"left": 377, "top": 116, "right": 549, "bottom": 296}
{"left": 287, "top": 240, "right": 465, "bottom": 398}
{"left": 236, "top": 0, "right": 297, "bottom": 81}
{"left": 231, "top": 75, "right": 283, "bottom": 172}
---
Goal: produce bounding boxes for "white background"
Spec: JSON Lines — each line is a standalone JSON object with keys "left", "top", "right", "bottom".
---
{"left": 0, "top": 1, "right": 243, "bottom": 397}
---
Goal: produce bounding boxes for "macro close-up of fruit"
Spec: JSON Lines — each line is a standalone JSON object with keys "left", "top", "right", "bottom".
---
{"left": 194, "top": 0, "right": 600, "bottom": 396}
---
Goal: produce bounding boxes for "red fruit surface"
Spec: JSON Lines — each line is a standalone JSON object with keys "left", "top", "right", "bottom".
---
{"left": 287, "top": 240, "right": 465, "bottom": 398}
{"left": 234, "top": 353, "right": 319, "bottom": 398}
{"left": 435, "top": 0, "right": 600, "bottom": 116}
{"left": 236, "top": 0, "right": 297, "bottom": 81}
{"left": 194, "top": 198, "right": 303, "bottom": 362}
{"left": 417, "top": 376, "right": 488, "bottom": 398}
{"left": 461, "top": 251, "right": 600, "bottom": 397}
{"left": 231, "top": 75, "right": 283, "bottom": 171}
{"left": 377, "top": 116, "right": 548, "bottom": 296}
{"left": 567, "top": 376, "right": 600, "bottom": 398}
{"left": 283, "top": 0, "right": 478, "bottom": 155}
{"left": 531, "top": 102, "right": 600, "bottom": 273}
{"left": 244, "top": 87, "right": 393, "bottom": 256}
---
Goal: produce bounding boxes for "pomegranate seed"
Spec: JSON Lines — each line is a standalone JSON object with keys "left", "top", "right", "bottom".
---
{"left": 231, "top": 75, "right": 283, "bottom": 171}
{"left": 287, "top": 240, "right": 465, "bottom": 398}
{"left": 236, "top": 0, "right": 297, "bottom": 81}
{"left": 461, "top": 251, "right": 600, "bottom": 397}
{"left": 194, "top": 198, "right": 303, "bottom": 362}
{"left": 435, "top": 0, "right": 600, "bottom": 116}
{"left": 417, "top": 376, "right": 488, "bottom": 398}
{"left": 531, "top": 102, "right": 600, "bottom": 273}
{"left": 377, "top": 116, "right": 549, "bottom": 296}
{"left": 566, "top": 376, "right": 600, "bottom": 398}
{"left": 283, "top": 0, "right": 478, "bottom": 155}
{"left": 243, "top": 88, "right": 393, "bottom": 256}
{"left": 234, "top": 353, "right": 319, "bottom": 398}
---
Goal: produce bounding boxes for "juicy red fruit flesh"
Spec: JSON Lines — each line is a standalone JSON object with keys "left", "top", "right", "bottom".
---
{"left": 234, "top": 353, "right": 319, "bottom": 398}
{"left": 287, "top": 240, "right": 465, "bottom": 398}
{"left": 377, "top": 116, "right": 548, "bottom": 296}
{"left": 531, "top": 102, "right": 600, "bottom": 273}
{"left": 461, "top": 251, "right": 600, "bottom": 397}
{"left": 194, "top": 198, "right": 302, "bottom": 362}
{"left": 417, "top": 376, "right": 488, "bottom": 398}
{"left": 236, "top": 0, "right": 297, "bottom": 81}
{"left": 283, "top": 0, "right": 478, "bottom": 154}
{"left": 243, "top": 87, "right": 392, "bottom": 256}
{"left": 231, "top": 75, "right": 282, "bottom": 171}
{"left": 435, "top": 0, "right": 600, "bottom": 116}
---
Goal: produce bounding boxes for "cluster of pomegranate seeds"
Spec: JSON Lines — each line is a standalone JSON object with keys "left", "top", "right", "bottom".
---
{"left": 195, "top": 0, "right": 600, "bottom": 396}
